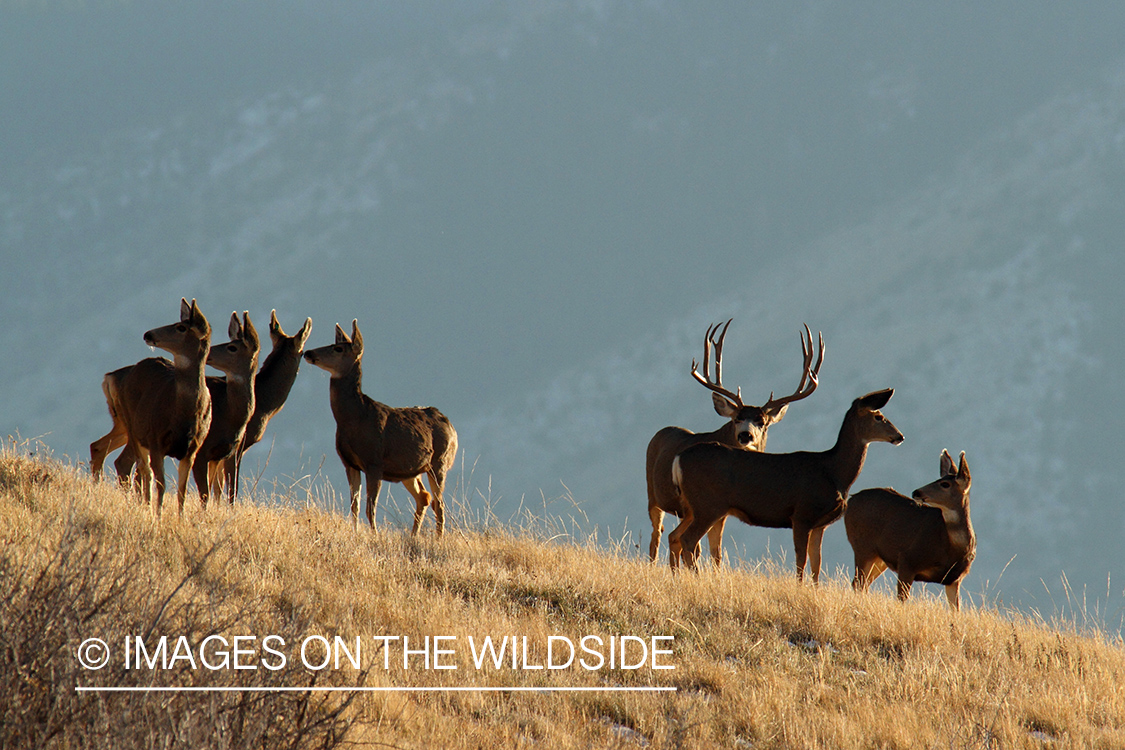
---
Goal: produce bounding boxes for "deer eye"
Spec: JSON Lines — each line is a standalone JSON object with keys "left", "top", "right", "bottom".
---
{"left": 176, "top": 324, "right": 188, "bottom": 333}
{"left": 940, "top": 480, "right": 951, "bottom": 488}
{"left": 874, "top": 414, "right": 885, "bottom": 422}
{"left": 227, "top": 345, "right": 238, "bottom": 353}
{"left": 333, "top": 345, "right": 345, "bottom": 353}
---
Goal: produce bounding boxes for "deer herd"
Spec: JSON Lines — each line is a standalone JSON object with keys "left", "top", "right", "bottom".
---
{"left": 90, "top": 301, "right": 975, "bottom": 610}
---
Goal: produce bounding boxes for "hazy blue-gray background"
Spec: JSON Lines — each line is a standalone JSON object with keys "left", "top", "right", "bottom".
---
{"left": 3, "top": 1, "right": 1123, "bottom": 618}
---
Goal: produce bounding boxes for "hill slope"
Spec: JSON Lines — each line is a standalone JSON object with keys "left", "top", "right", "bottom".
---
{"left": 2, "top": 444, "right": 1123, "bottom": 749}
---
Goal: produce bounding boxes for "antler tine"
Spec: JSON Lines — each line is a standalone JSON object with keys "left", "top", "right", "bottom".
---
{"left": 691, "top": 319, "right": 743, "bottom": 406}
{"left": 763, "top": 324, "right": 825, "bottom": 413}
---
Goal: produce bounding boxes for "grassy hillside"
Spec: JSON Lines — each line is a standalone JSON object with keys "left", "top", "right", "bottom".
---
{"left": 2, "top": 441, "right": 1123, "bottom": 749}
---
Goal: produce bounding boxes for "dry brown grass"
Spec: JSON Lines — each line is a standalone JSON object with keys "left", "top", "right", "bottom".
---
{"left": 2, "top": 439, "right": 1123, "bottom": 749}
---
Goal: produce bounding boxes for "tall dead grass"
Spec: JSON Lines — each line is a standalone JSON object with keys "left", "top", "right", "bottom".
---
{"left": 2, "top": 439, "right": 1123, "bottom": 749}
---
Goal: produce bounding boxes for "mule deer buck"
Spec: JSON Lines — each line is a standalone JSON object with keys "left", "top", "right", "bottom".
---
{"left": 89, "top": 298, "right": 212, "bottom": 516}
{"left": 646, "top": 321, "right": 823, "bottom": 566}
{"left": 304, "top": 320, "right": 458, "bottom": 535}
{"left": 668, "top": 388, "right": 903, "bottom": 581}
{"left": 846, "top": 450, "right": 975, "bottom": 610}
{"left": 217, "top": 310, "right": 312, "bottom": 502}
{"left": 189, "top": 312, "right": 261, "bottom": 506}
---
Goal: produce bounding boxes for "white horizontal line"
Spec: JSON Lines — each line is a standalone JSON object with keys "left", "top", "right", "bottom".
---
{"left": 76, "top": 686, "right": 676, "bottom": 693}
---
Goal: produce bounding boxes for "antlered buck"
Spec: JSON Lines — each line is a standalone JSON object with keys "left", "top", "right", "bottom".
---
{"left": 669, "top": 388, "right": 903, "bottom": 581}
{"left": 646, "top": 321, "right": 823, "bottom": 566}
{"left": 304, "top": 320, "right": 458, "bottom": 535}
{"left": 846, "top": 450, "right": 975, "bottom": 610}
{"left": 89, "top": 298, "right": 212, "bottom": 516}
{"left": 218, "top": 310, "right": 312, "bottom": 502}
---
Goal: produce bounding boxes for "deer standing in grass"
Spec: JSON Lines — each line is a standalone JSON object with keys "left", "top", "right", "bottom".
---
{"left": 304, "top": 320, "right": 458, "bottom": 535}
{"left": 189, "top": 312, "right": 260, "bottom": 507}
{"left": 647, "top": 321, "right": 823, "bottom": 566}
{"left": 668, "top": 388, "right": 903, "bottom": 581}
{"left": 217, "top": 310, "right": 312, "bottom": 503}
{"left": 846, "top": 450, "right": 975, "bottom": 610}
{"left": 89, "top": 298, "right": 212, "bottom": 516}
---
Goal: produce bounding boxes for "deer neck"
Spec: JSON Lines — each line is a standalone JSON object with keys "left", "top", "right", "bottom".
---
{"left": 328, "top": 362, "right": 364, "bottom": 417}
{"left": 825, "top": 415, "right": 870, "bottom": 494}
{"left": 224, "top": 370, "right": 256, "bottom": 423}
{"left": 255, "top": 347, "right": 300, "bottom": 413}
{"left": 940, "top": 500, "right": 975, "bottom": 553}
{"left": 172, "top": 349, "right": 208, "bottom": 398}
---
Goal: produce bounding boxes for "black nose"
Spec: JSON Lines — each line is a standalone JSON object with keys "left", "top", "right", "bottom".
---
{"left": 911, "top": 490, "right": 923, "bottom": 499}
{"left": 303, "top": 351, "right": 316, "bottom": 363}
{"left": 143, "top": 331, "right": 156, "bottom": 346}
{"left": 737, "top": 431, "right": 752, "bottom": 445}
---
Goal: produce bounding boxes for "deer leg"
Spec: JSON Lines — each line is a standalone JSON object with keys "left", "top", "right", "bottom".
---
{"left": 895, "top": 574, "right": 915, "bottom": 602}
{"left": 192, "top": 458, "right": 210, "bottom": 510}
{"left": 706, "top": 516, "right": 727, "bottom": 568}
{"left": 648, "top": 506, "right": 664, "bottom": 563}
{"left": 944, "top": 581, "right": 962, "bottom": 611}
{"left": 852, "top": 556, "right": 883, "bottom": 592}
{"left": 344, "top": 466, "right": 362, "bottom": 529}
{"left": 403, "top": 475, "right": 432, "bottom": 536}
{"left": 666, "top": 517, "right": 690, "bottom": 571}
{"left": 149, "top": 453, "right": 167, "bottom": 516}
{"left": 427, "top": 468, "right": 446, "bottom": 538}
{"left": 113, "top": 442, "right": 138, "bottom": 490}
{"left": 792, "top": 524, "right": 812, "bottom": 582}
{"left": 224, "top": 455, "right": 238, "bottom": 505}
{"left": 363, "top": 471, "right": 381, "bottom": 530}
{"left": 176, "top": 455, "right": 195, "bottom": 516}
{"left": 808, "top": 526, "right": 826, "bottom": 584}
{"left": 206, "top": 461, "right": 221, "bottom": 504}
{"left": 133, "top": 445, "right": 153, "bottom": 508}
{"left": 678, "top": 512, "right": 722, "bottom": 571}
{"left": 90, "top": 424, "right": 128, "bottom": 481}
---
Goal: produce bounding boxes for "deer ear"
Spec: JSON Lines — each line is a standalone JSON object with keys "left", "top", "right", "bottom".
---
{"left": 181, "top": 298, "right": 192, "bottom": 321}
{"left": 939, "top": 449, "right": 955, "bottom": 477}
{"left": 351, "top": 320, "right": 363, "bottom": 353}
{"left": 859, "top": 388, "right": 894, "bottom": 410}
{"left": 712, "top": 392, "right": 738, "bottom": 418}
{"left": 269, "top": 309, "right": 281, "bottom": 335}
{"left": 334, "top": 323, "right": 349, "bottom": 344}
{"left": 764, "top": 403, "right": 789, "bottom": 423}
{"left": 228, "top": 312, "right": 241, "bottom": 339}
{"left": 242, "top": 312, "right": 259, "bottom": 349}
{"left": 297, "top": 318, "right": 313, "bottom": 347}
{"left": 957, "top": 451, "right": 971, "bottom": 485}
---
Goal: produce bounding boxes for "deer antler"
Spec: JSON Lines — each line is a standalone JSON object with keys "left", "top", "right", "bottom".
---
{"left": 762, "top": 324, "right": 824, "bottom": 416}
{"left": 691, "top": 319, "right": 744, "bottom": 407}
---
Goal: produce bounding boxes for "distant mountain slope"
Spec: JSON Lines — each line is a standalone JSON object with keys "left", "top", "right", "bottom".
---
{"left": 1, "top": 3, "right": 1123, "bottom": 607}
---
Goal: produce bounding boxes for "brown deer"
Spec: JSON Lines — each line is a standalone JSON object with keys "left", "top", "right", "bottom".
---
{"left": 846, "top": 450, "right": 975, "bottom": 610}
{"left": 89, "top": 298, "right": 212, "bottom": 515}
{"left": 303, "top": 320, "right": 458, "bottom": 535}
{"left": 190, "top": 312, "right": 260, "bottom": 506}
{"left": 668, "top": 388, "right": 903, "bottom": 581}
{"left": 217, "top": 310, "right": 312, "bottom": 502}
{"left": 646, "top": 321, "right": 823, "bottom": 566}
{"left": 105, "top": 312, "right": 263, "bottom": 506}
